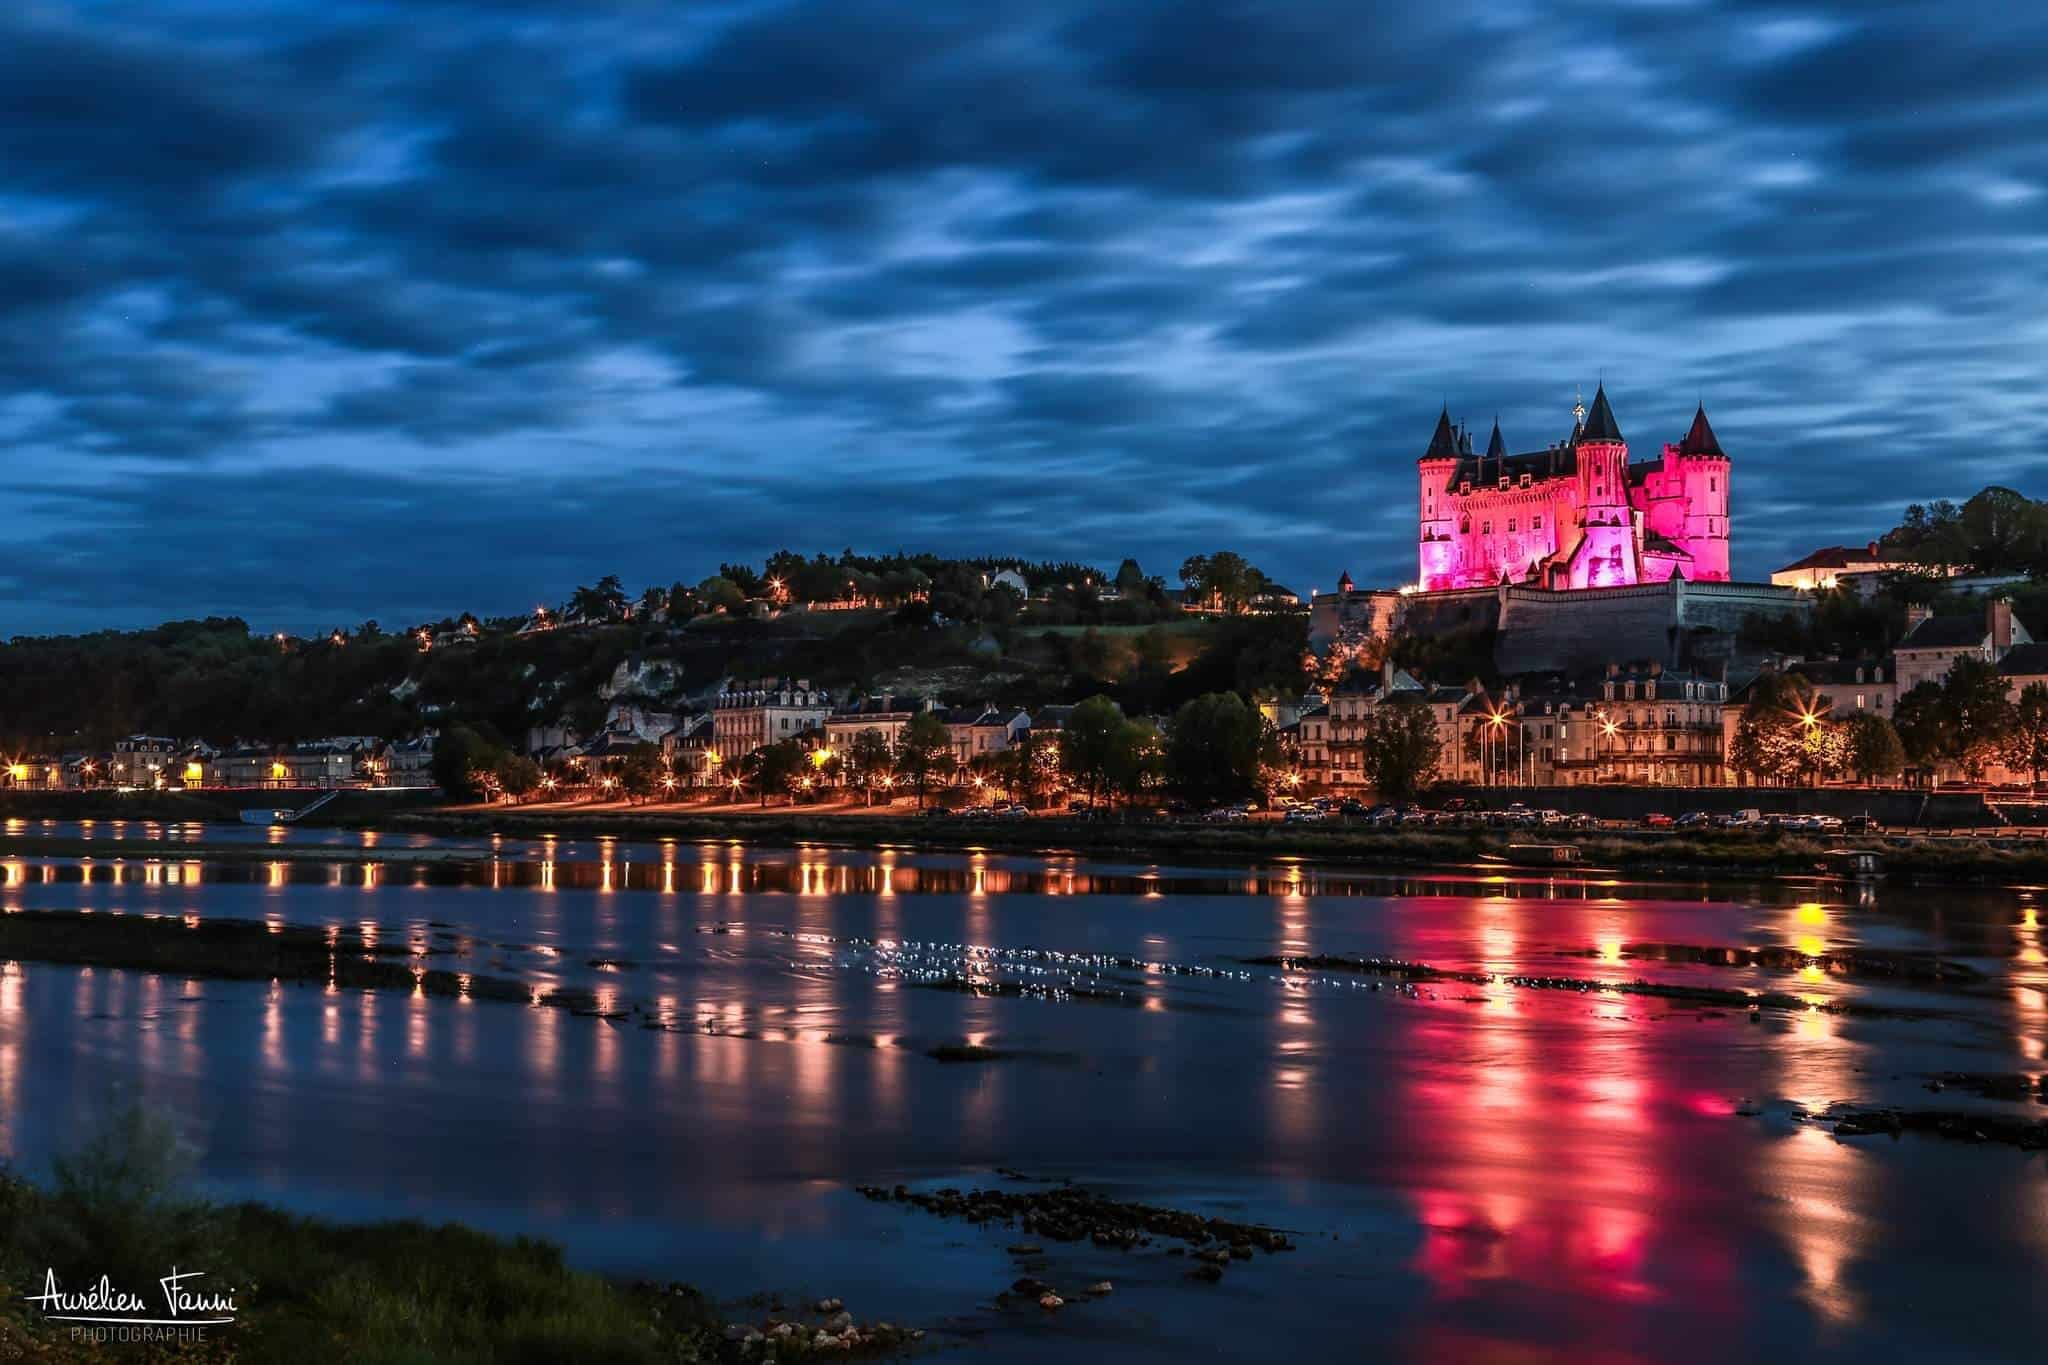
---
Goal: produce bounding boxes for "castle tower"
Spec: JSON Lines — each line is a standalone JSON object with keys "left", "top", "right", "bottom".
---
{"left": 1567, "top": 384, "right": 1639, "bottom": 588}
{"left": 1672, "top": 403, "right": 1731, "bottom": 580}
{"left": 1416, "top": 406, "right": 1460, "bottom": 590}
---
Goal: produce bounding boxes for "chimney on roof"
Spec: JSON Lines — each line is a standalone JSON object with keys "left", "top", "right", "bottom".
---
{"left": 1989, "top": 597, "right": 2014, "bottom": 653}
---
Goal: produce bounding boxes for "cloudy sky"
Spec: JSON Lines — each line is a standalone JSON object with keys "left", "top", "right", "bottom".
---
{"left": 2, "top": 0, "right": 2044, "bottom": 635}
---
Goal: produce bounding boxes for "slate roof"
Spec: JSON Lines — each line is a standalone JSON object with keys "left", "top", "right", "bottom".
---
{"left": 1996, "top": 642, "right": 2048, "bottom": 678}
{"left": 1678, "top": 404, "right": 1723, "bottom": 456}
{"left": 1898, "top": 615, "right": 1989, "bottom": 650}
{"left": 1780, "top": 658, "right": 1893, "bottom": 687}
{"left": 1579, "top": 384, "right": 1623, "bottom": 443}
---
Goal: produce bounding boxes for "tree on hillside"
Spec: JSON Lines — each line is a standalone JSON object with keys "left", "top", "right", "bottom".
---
{"left": 1178, "top": 552, "right": 1263, "bottom": 614}
{"left": 1114, "top": 558, "right": 1149, "bottom": 597}
{"left": 1165, "top": 692, "right": 1272, "bottom": 807}
{"left": 696, "top": 576, "right": 745, "bottom": 613}
{"left": 568, "top": 575, "right": 630, "bottom": 624}
{"left": 1357, "top": 698, "right": 1441, "bottom": 803}
{"left": 1882, "top": 487, "right": 2048, "bottom": 576}
{"left": 895, "top": 712, "right": 954, "bottom": 808}
{"left": 1846, "top": 712, "right": 1906, "bottom": 785}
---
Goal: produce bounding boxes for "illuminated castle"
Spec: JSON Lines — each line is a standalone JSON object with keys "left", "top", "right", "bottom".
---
{"left": 1416, "top": 385, "right": 1731, "bottom": 593}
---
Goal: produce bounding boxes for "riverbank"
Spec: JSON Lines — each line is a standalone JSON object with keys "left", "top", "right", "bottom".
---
{"left": 10, "top": 789, "right": 2048, "bottom": 883}
{"left": 355, "top": 806, "right": 2048, "bottom": 883}
{"left": 0, "top": 1124, "right": 727, "bottom": 1363}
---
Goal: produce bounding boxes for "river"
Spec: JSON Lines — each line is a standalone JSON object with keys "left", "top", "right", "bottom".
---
{"left": 0, "top": 818, "right": 2044, "bottom": 1361}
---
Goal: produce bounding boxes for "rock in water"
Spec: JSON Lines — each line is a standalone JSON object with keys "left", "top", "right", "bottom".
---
{"left": 1038, "top": 1293, "right": 1065, "bottom": 1310}
{"left": 1087, "top": 1281, "right": 1114, "bottom": 1295}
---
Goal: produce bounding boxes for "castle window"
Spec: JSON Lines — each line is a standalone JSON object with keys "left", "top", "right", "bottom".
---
{"left": 1507, "top": 518, "right": 1516, "bottom": 533}
{"left": 1532, "top": 515, "right": 1543, "bottom": 530}
{"left": 1710, "top": 478, "right": 1717, "bottom": 492}
{"left": 1481, "top": 521, "right": 1491, "bottom": 534}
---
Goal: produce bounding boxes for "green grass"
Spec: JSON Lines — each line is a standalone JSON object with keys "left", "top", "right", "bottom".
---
{"left": 0, "top": 1107, "right": 722, "bottom": 1364}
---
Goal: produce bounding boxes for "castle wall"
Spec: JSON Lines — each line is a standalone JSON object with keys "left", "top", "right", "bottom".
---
{"left": 1491, "top": 578, "right": 1808, "bottom": 674}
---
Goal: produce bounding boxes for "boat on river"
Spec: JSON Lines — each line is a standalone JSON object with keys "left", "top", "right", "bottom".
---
{"left": 1502, "top": 842, "right": 1582, "bottom": 867}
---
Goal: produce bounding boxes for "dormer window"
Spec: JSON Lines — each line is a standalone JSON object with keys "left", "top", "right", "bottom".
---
{"left": 1460, "top": 481, "right": 1472, "bottom": 495}
{"left": 1519, "top": 473, "right": 1532, "bottom": 487}
{"left": 1498, "top": 476, "right": 1509, "bottom": 490}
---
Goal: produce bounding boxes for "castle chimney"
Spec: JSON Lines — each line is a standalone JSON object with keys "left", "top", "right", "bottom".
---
{"left": 1989, "top": 598, "right": 2014, "bottom": 653}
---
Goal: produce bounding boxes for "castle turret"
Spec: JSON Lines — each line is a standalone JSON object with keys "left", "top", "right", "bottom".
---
{"left": 1417, "top": 406, "right": 1461, "bottom": 590}
{"left": 1567, "top": 384, "right": 1639, "bottom": 588}
{"left": 1667, "top": 403, "right": 1731, "bottom": 580}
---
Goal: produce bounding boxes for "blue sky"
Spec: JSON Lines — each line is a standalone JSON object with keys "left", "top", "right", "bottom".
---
{"left": 1, "top": 0, "right": 2043, "bottom": 635}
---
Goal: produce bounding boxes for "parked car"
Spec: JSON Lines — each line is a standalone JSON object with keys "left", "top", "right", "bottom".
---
{"left": 1284, "top": 807, "right": 1326, "bottom": 823}
{"left": 1845, "top": 814, "right": 1884, "bottom": 834}
{"left": 1642, "top": 812, "right": 1674, "bottom": 829}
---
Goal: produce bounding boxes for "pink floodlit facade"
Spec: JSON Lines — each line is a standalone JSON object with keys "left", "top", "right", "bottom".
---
{"left": 1416, "top": 388, "right": 1731, "bottom": 593}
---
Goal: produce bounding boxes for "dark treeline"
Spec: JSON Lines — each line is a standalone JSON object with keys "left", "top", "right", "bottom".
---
{"left": 0, "top": 550, "right": 1306, "bottom": 752}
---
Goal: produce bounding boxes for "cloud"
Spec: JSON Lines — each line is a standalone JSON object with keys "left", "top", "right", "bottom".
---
{"left": 1, "top": 0, "right": 2045, "bottom": 636}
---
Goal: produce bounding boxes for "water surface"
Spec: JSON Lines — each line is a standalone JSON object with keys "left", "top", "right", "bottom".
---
{"left": 1, "top": 825, "right": 2043, "bottom": 1362}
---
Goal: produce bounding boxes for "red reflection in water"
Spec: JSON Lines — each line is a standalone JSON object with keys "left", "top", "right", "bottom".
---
{"left": 1379, "top": 894, "right": 1749, "bottom": 1358}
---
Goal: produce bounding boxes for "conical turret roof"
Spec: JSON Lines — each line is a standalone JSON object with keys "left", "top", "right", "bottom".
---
{"left": 1579, "top": 384, "right": 1623, "bottom": 443}
{"left": 1678, "top": 403, "right": 1722, "bottom": 456}
{"left": 1485, "top": 418, "right": 1506, "bottom": 459}
{"left": 1424, "top": 407, "right": 1459, "bottom": 460}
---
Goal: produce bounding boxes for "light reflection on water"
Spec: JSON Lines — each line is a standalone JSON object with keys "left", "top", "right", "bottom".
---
{"left": 0, "top": 834, "right": 2045, "bottom": 1360}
